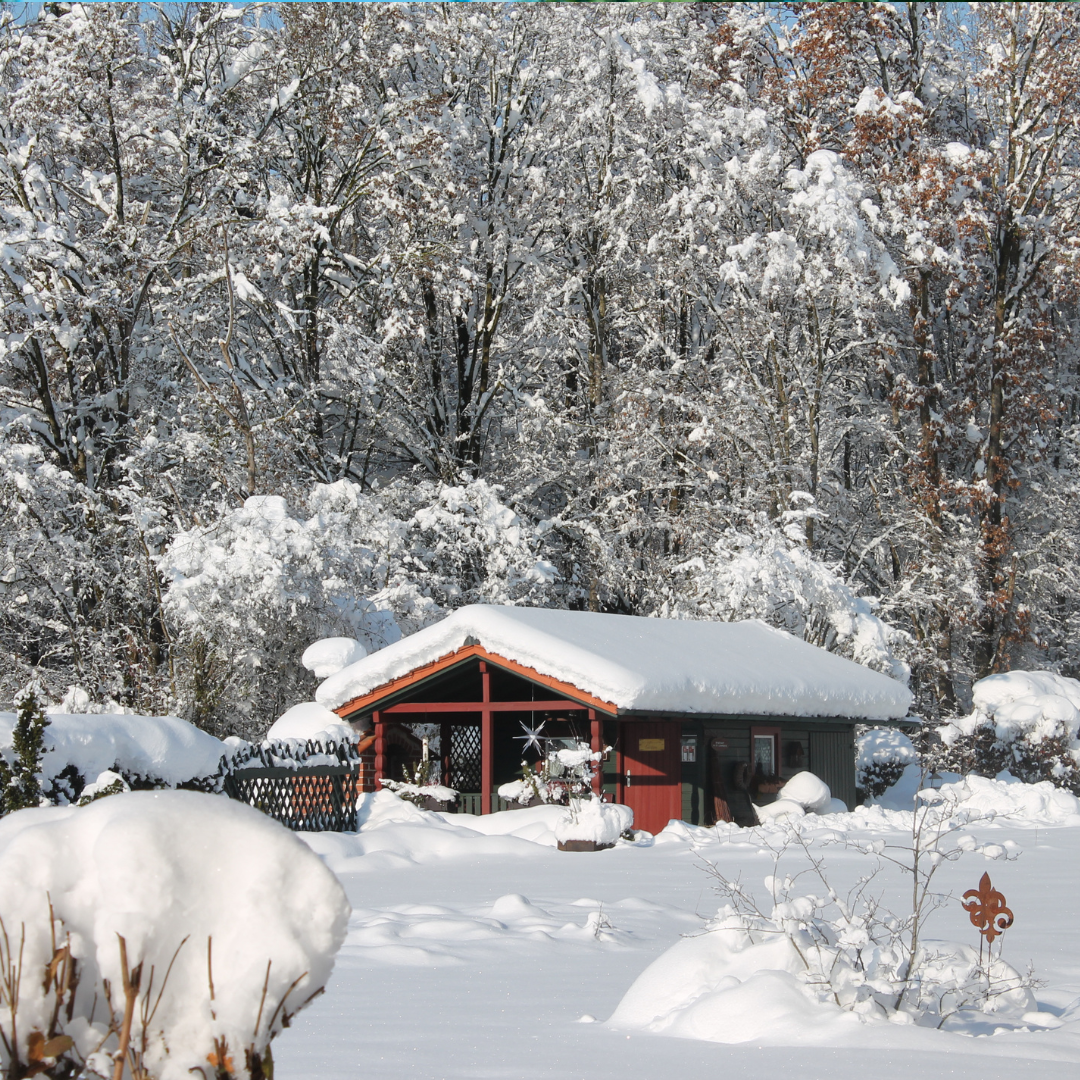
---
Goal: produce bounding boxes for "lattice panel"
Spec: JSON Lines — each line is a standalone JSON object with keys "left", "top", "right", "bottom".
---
{"left": 224, "top": 766, "right": 360, "bottom": 832}
{"left": 451, "top": 725, "right": 482, "bottom": 792}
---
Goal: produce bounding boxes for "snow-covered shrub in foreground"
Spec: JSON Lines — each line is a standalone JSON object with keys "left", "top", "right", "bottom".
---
{"left": 608, "top": 907, "right": 1034, "bottom": 1042}
{"left": 616, "top": 790, "right": 1036, "bottom": 1042}
{"left": 937, "top": 671, "right": 1080, "bottom": 794}
{"left": 0, "top": 791, "right": 349, "bottom": 1080}
{"left": 857, "top": 726, "right": 917, "bottom": 800}
{"left": 554, "top": 797, "right": 633, "bottom": 847}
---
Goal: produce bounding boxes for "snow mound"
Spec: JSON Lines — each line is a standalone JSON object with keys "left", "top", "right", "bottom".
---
{"left": 935, "top": 772, "right": 1080, "bottom": 824}
{"left": 267, "top": 701, "right": 352, "bottom": 741}
{"left": 0, "top": 711, "right": 226, "bottom": 787}
{"left": 302, "top": 637, "right": 368, "bottom": 679}
{"left": 609, "top": 907, "right": 1035, "bottom": 1045}
{"left": 0, "top": 791, "right": 349, "bottom": 1080}
{"left": 779, "top": 771, "right": 831, "bottom": 813}
{"left": 755, "top": 798, "right": 806, "bottom": 822}
{"left": 554, "top": 798, "right": 633, "bottom": 846}
{"left": 608, "top": 914, "right": 860, "bottom": 1044}
{"left": 870, "top": 765, "right": 1080, "bottom": 825}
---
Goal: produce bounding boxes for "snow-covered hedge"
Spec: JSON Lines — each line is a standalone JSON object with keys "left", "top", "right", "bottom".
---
{"left": 856, "top": 726, "right": 918, "bottom": 800}
{"left": 936, "top": 671, "right": 1080, "bottom": 794}
{"left": 0, "top": 790, "right": 349, "bottom": 1080}
{"left": 0, "top": 709, "right": 227, "bottom": 803}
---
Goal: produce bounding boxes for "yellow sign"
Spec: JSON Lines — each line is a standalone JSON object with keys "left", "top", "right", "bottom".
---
{"left": 638, "top": 738, "right": 665, "bottom": 752}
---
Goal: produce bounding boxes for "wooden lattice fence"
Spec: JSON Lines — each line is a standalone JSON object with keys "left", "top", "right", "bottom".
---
{"left": 223, "top": 764, "right": 364, "bottom": 832}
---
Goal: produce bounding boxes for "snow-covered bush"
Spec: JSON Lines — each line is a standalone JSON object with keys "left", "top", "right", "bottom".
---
{"left": 0, "top": 707, "right": 228, "bottom": 808}
{"left": 649, "top": 786, "right": 1031, "bottom": 1034}
{"left": 554, "top": 797, "right": 633, "bottom": 847}
{"left": 380, "top": 752, "right": 457, "bottom": 807}
{"left": 609, "top": 904, "right": 1034, "bottom": 1040}
{"left": 857, "top": 726, "right": 918, "bottom": 800}
{"left": 936, "top": 671, "right": 1080, "bottom": 794}
{"left": 0, "top": 790, "right": 349, "bottom": 1080}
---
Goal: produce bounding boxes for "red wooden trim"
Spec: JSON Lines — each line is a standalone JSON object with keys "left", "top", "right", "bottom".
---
{"left": 441, "top": 720, "right": 451, "bottom": 788}
{"left": 589, "top": 708, "right": 602, "bottom": 797}
{"left": 373, "top": 710, "right": 386, "bottom": 790}
{"left": 382, "top": 699, "right": 584, "bottom": 714}
{"left": 332, "top": 643, "right": 616, "bottom": 719}
{"left": 480, "top": 661, "right": 493, "bottom": 816}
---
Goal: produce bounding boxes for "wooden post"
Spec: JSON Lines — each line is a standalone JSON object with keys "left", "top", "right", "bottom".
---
{"left": 616, "top": 721, "right": 625, "bottom": 805}
{"left": 480, "top": 661, "right": 493, "bottom": 814}
{"left": 590, "top": 709, "right": 602, "bottom": 797}
{"left": 441, "top": 720, "right": 451, "bottom": 789}
{"left": 373, "top": 709, "right": 385, "bottom": 790}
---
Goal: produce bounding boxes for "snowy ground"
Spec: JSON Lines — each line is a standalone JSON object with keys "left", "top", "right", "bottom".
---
{"left": 276, "top": 795, "right": 1080, "bottom": 1080}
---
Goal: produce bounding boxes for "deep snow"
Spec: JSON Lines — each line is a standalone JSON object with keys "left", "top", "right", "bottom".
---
{"left": 274, "top": 789, "right": 1080, "bottom": 1080}
{"left": 315, "top": 604, "right": 913, "bottom": 719}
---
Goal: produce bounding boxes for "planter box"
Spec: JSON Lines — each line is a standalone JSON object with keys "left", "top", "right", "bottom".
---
{"left": 557, "top": 839, "right": 614, "bottom": 852}
{"left": 421, "top": 796, "right": 454, "bottom": 812}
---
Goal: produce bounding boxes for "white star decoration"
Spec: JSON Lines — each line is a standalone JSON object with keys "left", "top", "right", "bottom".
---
{"left": 514, "top": 719, "right": 547, "bottom": 755}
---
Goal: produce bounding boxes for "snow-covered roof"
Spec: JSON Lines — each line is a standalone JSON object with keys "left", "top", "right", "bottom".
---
{"left": 316, "top": 605, "right": 912, "bottom": 721}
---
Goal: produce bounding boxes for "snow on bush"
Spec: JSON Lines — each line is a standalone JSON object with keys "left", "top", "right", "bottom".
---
{"left": 608, "top": 906, "right": 1034, "bottom": 1043}
{"left": 937, "top": 671, "right": 1080, "bottom": 793}
{"left": 857, "top": 726, "right": 917, "bottom": 800}
{"left": 0, "top": 790, "right": 349, "bottom": 1080}
{"left": 0, "top": 709, "right": 227, "bottom": 801}
{"left": 554, "top": 797, "right": 633, "bottom": 846}
{"left": 266, "top": 701, "right": 353, "bottom": 742}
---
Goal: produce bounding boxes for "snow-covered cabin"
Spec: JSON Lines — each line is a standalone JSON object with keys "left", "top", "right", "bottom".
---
{"left": 317, "top": 606, "right": 912, "bottom": 833}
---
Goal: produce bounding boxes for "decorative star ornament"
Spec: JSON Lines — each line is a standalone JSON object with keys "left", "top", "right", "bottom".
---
{"left": 514, "top": 719, "right": 547, "bottom": 755}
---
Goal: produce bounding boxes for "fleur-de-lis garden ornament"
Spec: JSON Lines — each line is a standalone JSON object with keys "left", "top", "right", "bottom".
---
{"left": 961, "top": 872, "right": 1014, "bottom": 945}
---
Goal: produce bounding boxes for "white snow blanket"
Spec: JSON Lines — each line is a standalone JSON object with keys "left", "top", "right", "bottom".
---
{"left": 0, "top": 791, "right": 349, "bottom": 1080}
{"left": 0, "top": 710, "right": 226, "bottom": 786}
{"left": 316, "top": 605, "right": 912, "bottom": 719}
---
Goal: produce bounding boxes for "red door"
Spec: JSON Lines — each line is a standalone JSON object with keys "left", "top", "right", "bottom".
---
{"left": 619, "top": 720, "right": 682, "bottom": 834}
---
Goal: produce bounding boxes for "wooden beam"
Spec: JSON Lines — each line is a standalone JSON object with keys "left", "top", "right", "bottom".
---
{"left": 332, "top": 643, "right": 617, "bottom": 720}
{"left": 373, "top": 710, "right": 385, "bottom": 790}
{"left": 590, "top": 708, "right": 602, "bottom": 797}
{"left": 382, "top": 699, "right": 584, "bottom": 714}
{"left": 480, "top": 661, "right": 493, "bottom": 815}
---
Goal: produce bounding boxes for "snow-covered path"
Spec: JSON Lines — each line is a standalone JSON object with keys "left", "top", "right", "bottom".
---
{"left": 278, "top": 802, "right": 1080, "bottom": 1080}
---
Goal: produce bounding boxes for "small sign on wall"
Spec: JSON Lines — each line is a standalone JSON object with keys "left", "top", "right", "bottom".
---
{"left": 681, "top": 736, "right": 697, "bottom": 763}
{"left": 638, "top": 738, "right": 665, "bottom": 752}
{"left": 710, "top": 737, "right": 729, "bottom": 751}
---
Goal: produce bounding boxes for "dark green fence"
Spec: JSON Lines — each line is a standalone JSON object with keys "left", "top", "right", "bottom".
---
{"left": 223, "top": 765, "right": 360, "bottom": 832}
